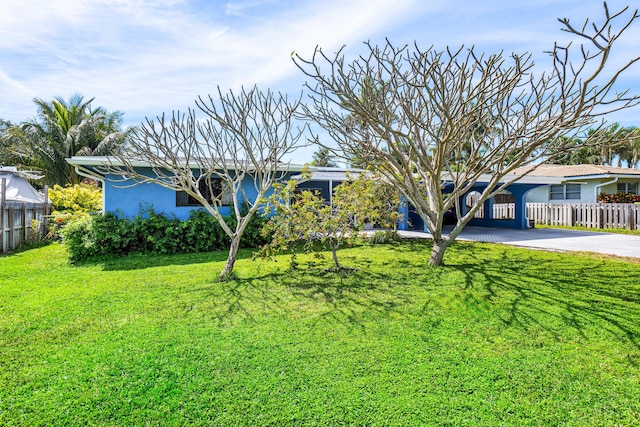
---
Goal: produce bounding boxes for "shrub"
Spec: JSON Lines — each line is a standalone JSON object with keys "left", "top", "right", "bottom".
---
{"left": 183, "top": 209, "right": 229, "bottom": 252}
{"left": 91, "top": 212, "right": 136, "bottom": 257}
{"left": 368, "top": 230, "right": 397, "bottom": 244}
{"left": 61, "top": 215, "right": 97, "bottom": 261}
{"left": 129, "top": 210, "right": 184, "bottom": 254}
{"left": 48, "top": 183, "right": 103, "bottom": 239}
{"left": 48, "top": 183, "right": 102, "bottom": 218}
{"left": 597, "top": 192, "right": 640, "bottom": 203}
{"left": 62, "top": 207, "right": 269, "bottom": 261}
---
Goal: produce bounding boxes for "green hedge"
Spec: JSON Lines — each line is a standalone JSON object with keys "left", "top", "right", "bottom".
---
{"left": 62, "top": 208, "right": 269, "bottom": 262}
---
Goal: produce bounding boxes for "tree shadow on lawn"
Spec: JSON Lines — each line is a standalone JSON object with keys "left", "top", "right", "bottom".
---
{"left": 190, "top": 259, "right": 411, "bottom": 333}
{"left": 76, "top": 237, "right": 640, "bottom": 350}
{"left": 447, "top": 242, "right": 640, "bottom": 350}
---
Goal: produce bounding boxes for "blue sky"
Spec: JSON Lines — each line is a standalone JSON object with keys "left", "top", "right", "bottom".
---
{"left": 1, "top": 0, "right": 639, "bottom": 163}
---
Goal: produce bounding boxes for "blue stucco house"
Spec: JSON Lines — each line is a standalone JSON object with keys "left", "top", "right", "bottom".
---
{"left": 67, "top": 157, "right": 562, "bottom": 230}
{"left": 66, "top": 156, "right": 306, "bottom": 220}
{"left": 292, "top": 168, "right": 563, "bottom": 230}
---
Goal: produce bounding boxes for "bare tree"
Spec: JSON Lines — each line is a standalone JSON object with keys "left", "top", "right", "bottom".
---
{"left": 294, "top": 3, "right": 640, "bottom": 266}
{"left": 106, "top": 86, "right": 307, "bottom": 279}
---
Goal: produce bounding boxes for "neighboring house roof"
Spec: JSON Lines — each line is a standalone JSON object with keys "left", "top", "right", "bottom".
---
{"left": 0, "top": 167, "right": 46, "bottom": 204}
{"left": 511, "top": 164, "right": 640, "bottom": 179}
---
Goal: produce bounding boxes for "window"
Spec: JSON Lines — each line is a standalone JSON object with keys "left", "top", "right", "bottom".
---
{"left": 617, "top": 182, "right": 638, "bottom": 194}
{"left": 549, "top": 184, "right": 581, "bottom": 200}
{"left": 176, "top": 179, "right": 233, "bottom": 206}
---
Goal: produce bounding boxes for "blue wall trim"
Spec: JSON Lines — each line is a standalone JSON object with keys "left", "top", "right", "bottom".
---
{"left": 397, "top": 183, "right": 545, "bottom": 231}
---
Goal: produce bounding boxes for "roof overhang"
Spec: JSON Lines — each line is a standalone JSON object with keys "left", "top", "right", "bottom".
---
{"left": 562, "top": 173, "right": 640, "bottom": 181}
{"left": 66, "top": 156, "right": 308, "bottom": 173}
{"left": 292, "top": 171, "right": 565, "bottom": 186}
{"left": 458, "top": 173, "right": 565, "bottom": 186}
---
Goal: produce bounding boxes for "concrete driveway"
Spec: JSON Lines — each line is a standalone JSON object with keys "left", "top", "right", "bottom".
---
{"left": 396, "top": 227, "right": 640, "bottom": 259}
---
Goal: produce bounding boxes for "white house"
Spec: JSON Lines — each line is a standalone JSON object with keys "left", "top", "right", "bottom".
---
{"left": 511, "top": 164, "right": 640, "bottom": 203}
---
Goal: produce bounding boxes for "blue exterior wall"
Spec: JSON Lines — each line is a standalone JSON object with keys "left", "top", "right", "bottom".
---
{"left": 464, "top": 183, "right": 540, "bottom": 229}
{"left": 99, "top": 167, "right": 291, "bottom": 220}
{"left": 397, "top": 183, "right": 545, "bottom": 231}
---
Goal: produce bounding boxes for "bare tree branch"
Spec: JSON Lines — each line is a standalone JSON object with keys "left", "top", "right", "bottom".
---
{"left": 104, "top": 86, "right": 308, "bottom": 279}
{"left": 294, "top": 2, "right": 639, "bottom": 266}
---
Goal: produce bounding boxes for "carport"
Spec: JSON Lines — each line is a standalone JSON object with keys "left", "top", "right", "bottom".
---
{"left": 398, "top": 174, "right": 563, "bottom": 231}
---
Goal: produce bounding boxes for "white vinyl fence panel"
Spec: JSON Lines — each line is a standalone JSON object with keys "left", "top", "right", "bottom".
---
{"left": 526, "top": 203, "right": 640, "bottom": 230}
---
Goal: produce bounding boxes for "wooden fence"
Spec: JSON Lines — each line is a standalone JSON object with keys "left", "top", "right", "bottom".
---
{"left": 1, "top": 177, "right": 50, "bottom": 253}
{"left": 526, "top": 203, "right": 640, "bottom": 230}
{"left": 0, "top": 202, "right": 50, "bottom": 253}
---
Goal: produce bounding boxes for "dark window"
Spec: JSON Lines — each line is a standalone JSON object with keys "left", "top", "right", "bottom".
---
{"left": 550, "top": 184, "right": 581, "bottom": 200}
{"left": 617, "top": 182, "right": 638, "bottom": 194}
{"left": 176, "top": 179, "right": 233, "bottom": 206}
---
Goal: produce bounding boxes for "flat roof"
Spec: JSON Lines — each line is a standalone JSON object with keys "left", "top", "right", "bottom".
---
{"left": 66, "top": 156, "right": 307, "bottom": 172}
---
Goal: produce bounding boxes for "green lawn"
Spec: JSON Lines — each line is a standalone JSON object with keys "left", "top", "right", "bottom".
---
{"left": 1, "top": 241, "right": 639, "bottom": 426}
{"left": 536, "top": 224, "right": 640, "bottom": 236}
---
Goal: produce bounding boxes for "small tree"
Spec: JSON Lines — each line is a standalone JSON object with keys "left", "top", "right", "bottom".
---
{"left": 264, "top": 172, "right": 400, "bottom": 271}
{"left": 295, "top": 3, "right": 640, "bottom": 266}
{"left": 107, "top": 86, "right": 307, "bottom": 280}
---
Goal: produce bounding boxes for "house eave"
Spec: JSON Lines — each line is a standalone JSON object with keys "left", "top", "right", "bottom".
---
{"left": 471, "top": 173, "right": 565, "bottom": 185}
{"left": 65, "top": 156, "right": 308, "bottom": 173}
{"left": 563, "top": 173, "right": 640, "bottom": 181}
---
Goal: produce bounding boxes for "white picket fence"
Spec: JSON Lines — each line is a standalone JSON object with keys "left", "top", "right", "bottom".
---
{"left": 467, "top": 203, "right": 516, "bottom": 219}
{"left": 492, "top": 203, "right": 515, "bottom": 220}
{"left": 526, "top": 203, "right": 640, "bottom": 230}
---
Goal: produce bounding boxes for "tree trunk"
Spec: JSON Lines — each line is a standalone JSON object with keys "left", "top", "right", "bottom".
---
{"left": 219, "top": 235, "right": 240, "bottom": 280}
{"left": 331, "top": 245, "right": 341, "bottom": 270}
{"left": 429, "top": 237, "right": 449, "bottom": 266}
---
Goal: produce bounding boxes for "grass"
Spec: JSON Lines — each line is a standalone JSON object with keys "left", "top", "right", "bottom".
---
{"left": 1, "top": 241, "right": 639, "bottom": 426}
{"left": 536, "top": 224, "right": 640, "bottom": 236}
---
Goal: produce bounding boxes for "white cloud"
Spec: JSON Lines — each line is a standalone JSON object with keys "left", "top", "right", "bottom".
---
{"left": 1, "top": 0, "right": 431, "bottom": 126}
{"left": 0, "top": 0, "right": 638, "bottom": 156}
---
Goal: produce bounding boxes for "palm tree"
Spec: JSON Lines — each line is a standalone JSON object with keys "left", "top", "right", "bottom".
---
{"left": 8, "top": 94, "right": 130, "bottom": 186}
{"left": 0, "top": 119, "right": 15, "bottom": 166}
{"left": 616, "top": 127, "right": 640, "bottom": 168}
{"left": 310, "top": 146, "right": 337, "bottom": 167}
{"left": 545, "top": 135, "right": 601, "bottom": 165}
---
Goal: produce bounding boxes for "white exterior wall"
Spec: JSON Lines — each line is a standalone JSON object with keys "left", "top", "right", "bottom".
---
{"left": 600, "top": 179, "right": 640, "bottom": 195}
{"left": 525, "top": 181, "right": 600, "bottom": 203}
{"left": 525, "top": 186, "right": 551, "bottom": 203}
